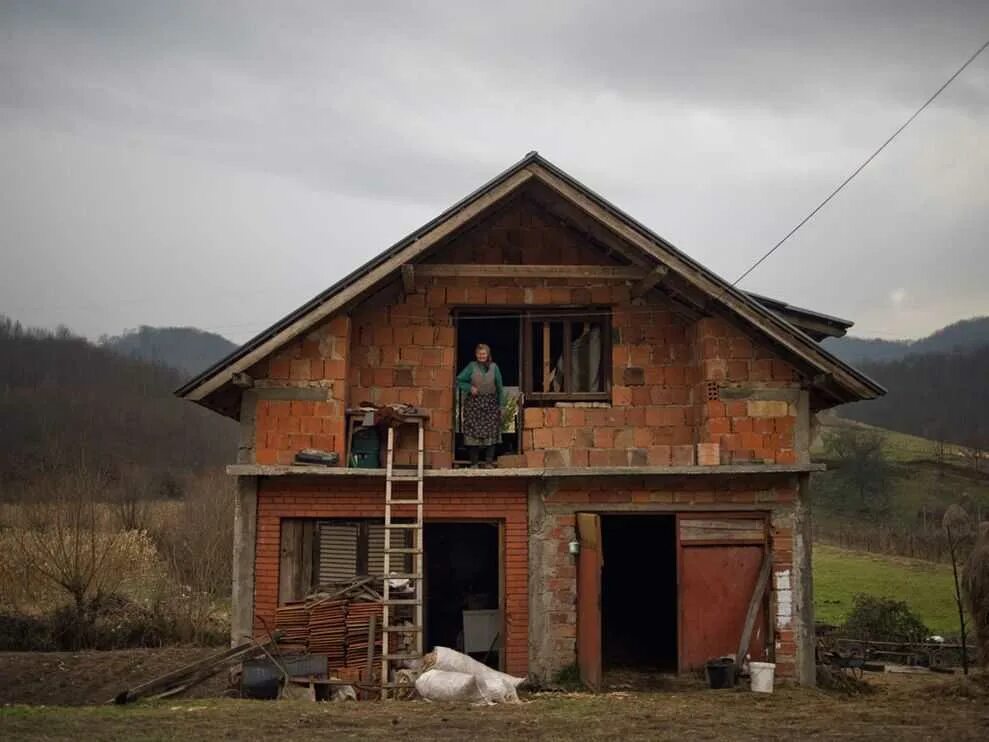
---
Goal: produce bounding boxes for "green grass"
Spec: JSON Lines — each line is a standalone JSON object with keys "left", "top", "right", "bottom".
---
{"left": 813, "top": 415, "right": 971, "bottom": 464}
{"left": 813, "top": 544, "right": 960, "bottom": 635}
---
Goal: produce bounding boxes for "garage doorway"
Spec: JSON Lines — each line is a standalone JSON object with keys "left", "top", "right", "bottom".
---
{"left": 424, "top": 522, "right": 502, "bottom": 669}
{"left": 601, "top": 515, "right": 678, "bottom": 672}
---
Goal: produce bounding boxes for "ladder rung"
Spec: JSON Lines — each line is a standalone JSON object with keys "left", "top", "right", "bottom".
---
{"left": 384, "top": 523, "right": 421, "bottom": 530}
{"left": 384, "top": 548, "right": 421, "bottom": 554}
{"left": 381, "top": 625, "right": 422, "bottom": 632}
{"left": 383, "top": 573, "right": 422, "bottom": 580}
{"left": 381, "top": 653, "right": 422, "bottom": 661}
{"left": 385, "top": 498, "right": 423, "bottom": 504}
{"left": 382, "top": 599, "right": 421, "bottom": 606}
{"left": 388, "top": 473, "right": 422, "bottom": 481}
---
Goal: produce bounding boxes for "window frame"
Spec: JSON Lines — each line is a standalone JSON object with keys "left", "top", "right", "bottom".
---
{"left": 522, "top": 308, "right": 612, "bottom": 402}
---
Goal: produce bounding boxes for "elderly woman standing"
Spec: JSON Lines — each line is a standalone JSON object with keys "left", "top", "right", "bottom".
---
{"left": 456, "top": 343, "right": 505, "bottom": 468}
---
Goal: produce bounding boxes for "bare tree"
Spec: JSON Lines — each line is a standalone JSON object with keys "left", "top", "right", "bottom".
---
{"left": 943, "top": 504, "right": 974, "bottom": 675}
{"left": 151, "top": 470, "right": 233, "bottom": 643}
{"left": 12, "top": 465, "right": 137, "bottom": 647}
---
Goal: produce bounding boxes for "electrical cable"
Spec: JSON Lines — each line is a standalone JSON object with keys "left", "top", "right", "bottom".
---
{"left": 730, "top": 37, "right": 989, "bottom": 287}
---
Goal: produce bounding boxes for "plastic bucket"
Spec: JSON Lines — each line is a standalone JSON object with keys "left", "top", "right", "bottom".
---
{"left": 705, "top": 658, "right": 736, "bottom": 689}
{"left": 749, "top": 661, "right": 776, "bottom": 693}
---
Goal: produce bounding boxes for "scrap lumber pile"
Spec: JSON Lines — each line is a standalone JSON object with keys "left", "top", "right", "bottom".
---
{"left": 111, "top": 639, "right": 275, "bottom": 704}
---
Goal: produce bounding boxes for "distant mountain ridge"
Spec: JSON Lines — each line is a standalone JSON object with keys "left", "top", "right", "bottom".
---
{"left": 100, "top": 326, "right": 238, "bottom": 379}
{"left": 0, "top": 317, "right": 235, "bottom": 493}
{"left": 823, "top": 316, "right": 989, "bottom": 364}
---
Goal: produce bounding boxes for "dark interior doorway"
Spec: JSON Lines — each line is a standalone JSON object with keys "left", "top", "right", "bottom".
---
{"left": 424, "top": 522, "right": 501, "bottom": 668}
{"left": 454, "top": 312, "right": 521, "bottom": 462}
{"left": 601, "top": 515, "right": 678, "bottom": 671}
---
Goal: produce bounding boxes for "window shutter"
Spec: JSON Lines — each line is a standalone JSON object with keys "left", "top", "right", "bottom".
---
{"left": 367, "top": 522, "right": 386, "bottom": 577}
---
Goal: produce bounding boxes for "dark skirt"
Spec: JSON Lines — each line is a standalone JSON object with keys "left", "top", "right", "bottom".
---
{"left": 462, "top": 392, "right": 502, "bottom": 447}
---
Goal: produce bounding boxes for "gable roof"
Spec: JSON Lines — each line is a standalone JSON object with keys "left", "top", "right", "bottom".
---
{"left": 177, "top": 152, "right": 884, "bottom": 412}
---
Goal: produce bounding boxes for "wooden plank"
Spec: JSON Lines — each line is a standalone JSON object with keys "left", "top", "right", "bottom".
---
{"left": 414, "top": 264, "right": 642, "bottom": 280}
{"left": 366, "top": 614, "right": 377, "bottom": 688}
{"left": 279, "top": 519, "right": 302, "bottom": 604}
{"left": 680, "top": 517, "right": 766, "bottom": 544}
{"left": 185, "top": 168, "right": 533, "bottom": 401}
{"left": 112, "top": 640, "right": 268, "bottom": 704}
{"left": 542, "top": 323, "right": 551, "bottom": 392}
{"left": 736, "top": 552, "right": 772, "bottom": 667}
{"left": 576, "top": 513, "right": 602, "bottom": 691}
{"left": 401, "top": 265, "right": 415, "bottom": 294}
{"left": 631, "top": 264, "right": 669, "bottom": 298}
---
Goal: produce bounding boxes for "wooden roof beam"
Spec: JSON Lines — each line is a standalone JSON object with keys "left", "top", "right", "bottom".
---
{"left": 413, "top": 264, "right": 643, "bottom": 280}
{"left": 631, "top": 264, "right": 669, "bottom": 298}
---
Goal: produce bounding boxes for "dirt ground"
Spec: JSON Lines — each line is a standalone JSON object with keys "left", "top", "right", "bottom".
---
{"left": 0, "top": 648, "right": 227, "bottom": 706}
{"left": 1, "top": 650, "right": 986, "bottom": 741}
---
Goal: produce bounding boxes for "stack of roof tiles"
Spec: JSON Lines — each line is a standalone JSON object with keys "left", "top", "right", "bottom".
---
{"left": 344, "top": 601, "right": 383, "bottom": 667}
{"left": 307, "top": 598, "right": 346, "bottom": 666}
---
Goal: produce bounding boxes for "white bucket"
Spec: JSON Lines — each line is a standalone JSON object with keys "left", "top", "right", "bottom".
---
{"left": 749, "top": 661, "right": 775, "bottom": 693}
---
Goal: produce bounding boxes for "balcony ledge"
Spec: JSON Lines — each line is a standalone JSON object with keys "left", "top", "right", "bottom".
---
{"left": 226, "top": 463, "right": 824, "bottom": 478}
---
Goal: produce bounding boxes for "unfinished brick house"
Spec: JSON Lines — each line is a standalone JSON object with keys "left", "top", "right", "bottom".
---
{"left": 177, "top": 153, "right": 882, "bottom": 688}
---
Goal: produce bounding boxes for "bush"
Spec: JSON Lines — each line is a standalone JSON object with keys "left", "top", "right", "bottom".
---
{"left": 50, "top": 593, "right": 169, "bottom": 650}
{"left": 0, "top": 612, "right": 55, "bottom": 651}
{"left": 840, "top": 594, "right": 930, "bottom": 643}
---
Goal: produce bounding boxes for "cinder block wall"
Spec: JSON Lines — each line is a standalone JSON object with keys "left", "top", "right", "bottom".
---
{"left": 527, "top": 475, "right": 801, "bottom": 681}
{"left": 253, "top": 478, "right": 530, "bottom": 677}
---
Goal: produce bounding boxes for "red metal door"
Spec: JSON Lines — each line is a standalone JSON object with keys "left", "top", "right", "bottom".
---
{"left": 576, "top": 513, "right": 603, "bottom": 691}
{"left": 679, "top": 544, "right": 767, "bottom": 670}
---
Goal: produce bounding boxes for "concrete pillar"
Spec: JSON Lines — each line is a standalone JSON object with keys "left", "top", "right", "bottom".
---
{"left": 792, "top": 472, "right": 816, "bottom": 686}
{"left": 794, "top": 389, "right": 811, "bottom": 465}
{"left": 231, "top": 475, "right": 258, "bottom": 645}
{"left": 237, "top": 390, "right": 258, "bottom": 464}
{"left": 527, "top": 478, "right": 552, "bottom": 682}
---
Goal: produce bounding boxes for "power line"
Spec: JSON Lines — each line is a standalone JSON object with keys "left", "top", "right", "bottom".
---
{"left": 731, "top": 37, "right": 989, "bottom": 288}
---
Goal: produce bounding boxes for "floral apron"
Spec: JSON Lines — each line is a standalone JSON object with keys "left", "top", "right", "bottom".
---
{"left": 462, "top": 363, "right": 502, "bottom": 447}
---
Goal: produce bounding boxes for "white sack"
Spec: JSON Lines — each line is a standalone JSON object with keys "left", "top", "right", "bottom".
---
{"left": 429, "top": 646, "right": 525, "bottom": 704}
{"left": 414, "top": 669, "right": 485, "bottom": 703}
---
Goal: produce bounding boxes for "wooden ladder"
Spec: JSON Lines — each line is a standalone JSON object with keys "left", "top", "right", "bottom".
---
{"left": 380, "top": 421, "right": 424, "bottom": 697}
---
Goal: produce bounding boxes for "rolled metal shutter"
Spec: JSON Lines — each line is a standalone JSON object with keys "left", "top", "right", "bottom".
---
{"left": 367, "top": 523, "right": 385, "bottom": 577}
{"left": 318, "top": 522, "right": 358, "bottom": 584}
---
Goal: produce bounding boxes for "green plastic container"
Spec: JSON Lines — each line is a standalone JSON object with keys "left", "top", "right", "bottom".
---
{"left": 350, "top": 426, "right": 380, "bottom": 468}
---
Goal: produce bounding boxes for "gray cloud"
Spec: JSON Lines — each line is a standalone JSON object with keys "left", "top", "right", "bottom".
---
{"left": 1, "top": 0, "right": 987, "bottom": 342}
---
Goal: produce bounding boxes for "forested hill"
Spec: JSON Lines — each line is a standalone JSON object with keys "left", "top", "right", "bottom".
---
{"left": 100, "top": 326, "right": 238, "bottom": 379}
{"left": 0, "top": 317, "right": 236, "bottom": 496}
{"left": 839, "top": 343, "right": 989, "bottom": 448}
{"left": 824, "top": 316, "right": 989, "bottom": 364}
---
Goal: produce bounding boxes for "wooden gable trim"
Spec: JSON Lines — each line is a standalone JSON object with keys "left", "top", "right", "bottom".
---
{"left": 523, "top": 162, "right": 881, "bottom": 401}
{"left": 183, "top": 168, "right": 534, "bottom": 402}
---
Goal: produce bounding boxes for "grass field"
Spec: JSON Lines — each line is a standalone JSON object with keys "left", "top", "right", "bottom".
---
{"left": 814, "top": 544, "right": 960, "bottom": 634}
{"left": 813, "top": 415, "right": 972, "bottom": 464}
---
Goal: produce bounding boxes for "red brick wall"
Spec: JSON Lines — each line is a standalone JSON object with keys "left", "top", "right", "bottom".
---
{"left": 244, "top": 197, "right": 809, "bottom": 470}
{"left": 537, "top": 476, "right": 799, "bottom": 678}
{"left": 694, "top": 317, "right": 801, "bottom": 465}
{"left": 252, "top": 316, "right": 351, "bottom": 465}
{"left": 346, "top": 196, "right": 700, "bottom": 469}
{"left": 254, "top": 477, "right": 530, "bottom": 677}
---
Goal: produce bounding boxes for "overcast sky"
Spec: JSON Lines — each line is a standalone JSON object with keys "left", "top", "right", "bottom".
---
{"left": 1, "top": 1, "right": 987, "bottom": 344}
